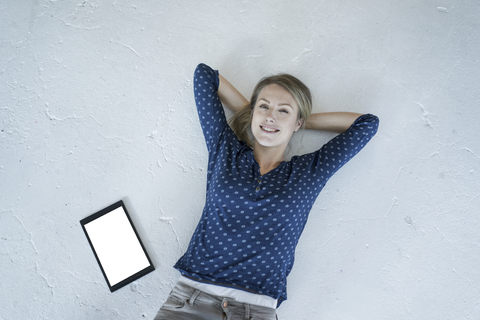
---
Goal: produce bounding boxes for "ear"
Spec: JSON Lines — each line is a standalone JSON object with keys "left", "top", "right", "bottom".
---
{"left": 294, "top": 118, "right": 304, "bottom": 132}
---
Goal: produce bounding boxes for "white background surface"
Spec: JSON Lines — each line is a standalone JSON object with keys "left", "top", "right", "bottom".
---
{"left": 1, "top": 0, "right": 479, "bottom": 319}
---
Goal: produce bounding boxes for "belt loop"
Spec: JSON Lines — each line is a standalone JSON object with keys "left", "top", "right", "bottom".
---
{"left": 244, "top": 303, "right": 250, "bottom": 320}
{"left": 188, "top": 289, "right": 201, "bottom": 306}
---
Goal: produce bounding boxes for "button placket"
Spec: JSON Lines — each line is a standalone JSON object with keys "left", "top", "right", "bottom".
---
{"left": 252, "top": 167, "right": 263, "bottom": 201}
{"left": 255, "top": 178, "right": 262, "bottom": 192}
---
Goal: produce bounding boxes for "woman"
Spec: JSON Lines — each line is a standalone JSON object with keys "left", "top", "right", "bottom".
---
{"left": 154, "top": 63, "right": 379, "bottom": 320}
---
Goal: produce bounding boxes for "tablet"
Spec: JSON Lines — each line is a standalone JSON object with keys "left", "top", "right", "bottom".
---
{"left": 80, "top": 200, "right": 155, "bottom": 292}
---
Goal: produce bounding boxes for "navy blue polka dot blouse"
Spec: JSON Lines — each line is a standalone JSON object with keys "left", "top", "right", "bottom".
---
{"left": 174, "top": 63, "right": 379, "bottom": 307}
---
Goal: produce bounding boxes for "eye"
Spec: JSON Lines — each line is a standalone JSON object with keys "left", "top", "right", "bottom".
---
{"left": 259, "top": 104, "right": 269, "bottom": 109}
{"left": 279, "top": 109, "right": 289, "bottom": 114}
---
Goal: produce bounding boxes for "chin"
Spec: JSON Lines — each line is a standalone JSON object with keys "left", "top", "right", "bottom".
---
{"left": 255, "top": 139, "right": 289, "bottom": 149}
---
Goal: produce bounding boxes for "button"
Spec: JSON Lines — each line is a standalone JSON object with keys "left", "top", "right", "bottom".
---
{"left": 223, "top": 301, "right": 228, "bottom": 308}
{"left": 256, "top": 187, "right": 260, "bottom": 192}
{"left": 257, "top": 179, "right": 261, "bottom": 183}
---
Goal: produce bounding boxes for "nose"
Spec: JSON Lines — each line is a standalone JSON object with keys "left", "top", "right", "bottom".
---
{"left": 265, "top": 109, "right": 276, "bottom": 122}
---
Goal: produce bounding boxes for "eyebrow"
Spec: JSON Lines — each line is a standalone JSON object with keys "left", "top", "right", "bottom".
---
{"left": 258, "top": 98, "right": 293, "bottom": 109}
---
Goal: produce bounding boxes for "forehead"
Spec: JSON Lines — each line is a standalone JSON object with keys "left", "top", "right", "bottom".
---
{"left": 258, "top": 84, "right": 298, "bottom": 108}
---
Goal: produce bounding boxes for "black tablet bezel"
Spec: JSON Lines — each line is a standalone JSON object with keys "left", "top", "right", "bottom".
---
{"left": 80, "top": 200, "right": 155, "bottom": 292}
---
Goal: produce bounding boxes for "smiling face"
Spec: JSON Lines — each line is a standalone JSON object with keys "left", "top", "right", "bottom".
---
{"left": 251, "top": 84, "right": 303, "bottom": 152}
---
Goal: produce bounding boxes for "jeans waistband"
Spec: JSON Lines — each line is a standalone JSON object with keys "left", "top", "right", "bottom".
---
{"left": 178, "top": 276, "right": 278, "bottom": 309}
{"left": 173, "top": 281, "right": 278, "bottom": 316}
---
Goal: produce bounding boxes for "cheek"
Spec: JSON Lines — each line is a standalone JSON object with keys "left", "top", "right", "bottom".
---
{"left": 251, "top": 109, "right": 263, "bottom": 122}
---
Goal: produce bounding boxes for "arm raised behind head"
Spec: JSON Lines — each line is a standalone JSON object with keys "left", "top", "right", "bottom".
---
{"left": 305, "top": 112, "right": 364, "bottom": 134}
{"left": 218, "top": 74, "right": 250, "bottom": 114}
{"left": 217, "top": 72, "right": 364, "bottom": 135}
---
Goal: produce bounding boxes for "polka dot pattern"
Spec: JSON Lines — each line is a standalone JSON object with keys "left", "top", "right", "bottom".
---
{"left": 174, "top": 63, "right": 379, "bottom": 306}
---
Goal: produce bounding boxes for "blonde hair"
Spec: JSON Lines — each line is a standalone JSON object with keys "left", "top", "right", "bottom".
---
{"left": 229, "top": 74, "right": 312, "bottom": 148}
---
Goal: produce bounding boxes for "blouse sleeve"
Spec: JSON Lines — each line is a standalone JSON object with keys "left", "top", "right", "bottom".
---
{"left": 193, "top": 63, "right": 229, "bottom": 153}
{"left": 308, "top": 113, "right": 379, "bottom": 179}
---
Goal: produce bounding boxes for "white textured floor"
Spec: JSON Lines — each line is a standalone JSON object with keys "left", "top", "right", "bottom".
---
{"left": 1, "top": 1, "right": 479, "bottom": 319}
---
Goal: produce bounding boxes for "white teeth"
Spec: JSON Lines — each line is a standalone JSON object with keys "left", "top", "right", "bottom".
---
{"left": 261, "top": 126, "right": 277, "bottom": 132}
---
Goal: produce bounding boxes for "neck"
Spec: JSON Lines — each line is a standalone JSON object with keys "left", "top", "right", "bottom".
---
{"left": 253, "top": 144, "right": 286, "bottom": 175}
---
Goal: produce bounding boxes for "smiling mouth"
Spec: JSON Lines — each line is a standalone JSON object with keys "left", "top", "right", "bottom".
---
{"left": 260, "top": 125, "right": 279, "bottom": 133}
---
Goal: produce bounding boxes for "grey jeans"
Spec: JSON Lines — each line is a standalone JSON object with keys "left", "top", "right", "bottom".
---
{"left": 154, "top": 282, "right": 278, "bottom": 320}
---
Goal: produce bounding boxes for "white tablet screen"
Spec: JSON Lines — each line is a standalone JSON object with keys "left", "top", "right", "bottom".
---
{"left": 81, "top": 201, "right": 154, "bottom": 291}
